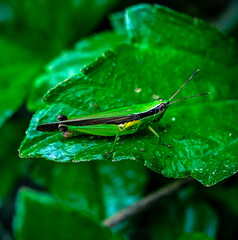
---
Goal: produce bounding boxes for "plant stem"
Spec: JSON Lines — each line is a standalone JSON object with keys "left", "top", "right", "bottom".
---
{"left": 102, "top": 177, "right": 193, "bottom": 228}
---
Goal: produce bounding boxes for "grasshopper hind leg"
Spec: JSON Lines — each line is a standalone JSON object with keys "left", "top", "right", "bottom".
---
{"left": 58, "top": 114, "right": 68, "bottom": 121}
{"left": 58, "top": 124, "right": 81, "bottom": 138}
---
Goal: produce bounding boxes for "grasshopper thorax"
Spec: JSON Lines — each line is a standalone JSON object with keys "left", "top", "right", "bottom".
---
{"left": 149, "top": 99, "right": 169, "bottom": 122}
{"left": 154, "top": 99, "right": 169, "bottom": 113}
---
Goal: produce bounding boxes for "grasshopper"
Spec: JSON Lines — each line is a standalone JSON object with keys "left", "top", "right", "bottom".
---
{"left": 37, "top": 69, "right": 209, "bottom": 150}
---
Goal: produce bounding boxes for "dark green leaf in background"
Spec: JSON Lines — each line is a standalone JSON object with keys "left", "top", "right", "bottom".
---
{"left": 201, "top": 179, "right": 238, "bottom": 239}
{"left": 149, "top": 187, "right": 218, "bottom": 239}
{"left": 178, "top": 232, "right": 215, "bottom": 240}
{"left": 1, "top": 0, "right": 121, "bottom": 57}
{"left": 13, "top": 188, "right": 124, "bottom": 240}
{"left": 0, "top": 38, "right": 41, "bottom": 127}
{"left": 29, "top": 160, "right": 148, "bottom": 220}
{"left": 20, "top": 4, "right": 238, "bottom": 186}
{"left": 0, "top": 116, "right": 30, "bottom": 205}
{"left": 204, "top": 181, "right": 238, "bottom": 215}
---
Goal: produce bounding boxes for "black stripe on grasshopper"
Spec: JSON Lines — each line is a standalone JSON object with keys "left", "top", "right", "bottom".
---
{"left": 36, "top": 114, "right": 140, "bottom": 132}
{"left": 137, "top": 103, "right": 166, "bottom": 119}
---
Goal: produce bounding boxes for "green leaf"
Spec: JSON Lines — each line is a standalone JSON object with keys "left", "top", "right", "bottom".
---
{"left": 0, "top": 116, "right": 30, "bottom": 204}
{"left": 3, "top": 0, "right": 120, "bottom": 56}
{"left": 29, "top": 160, "right": 148, "bottom": 220}
{"left": 125, "top": 4, "right": 238, "bottom": 65}
{"left": 178, "top": 232, "right": 214, "bottom": 240}
{"left": 204, "top": 181, "right": 238, "bottom": 215}
{"left": 149, "top": 188, "right": 218, "bottom": 240}
{"left": 13, "top": 188, "right": 124, "bottom": 240}
{"left": 0, "top": 38, "right": 41, "bottom": 126}
{"left": 20, "top": 4, "right": 238, "bottom": 186}
{"left": 201, "top": 177, "right": 238, "bottom": 239}
{"left": 109, "top": 11, "right": 127, "bottom": 34}
{"left": 27, "top": 31, "right": 127, "bottom": 111}
{"left": 20, "top": 41, "right": 237, "bottom": 186}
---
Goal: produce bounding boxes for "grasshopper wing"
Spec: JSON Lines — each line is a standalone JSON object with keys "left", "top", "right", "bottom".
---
{"left": 37, "top": 102, "right": 156, "bottom": 132}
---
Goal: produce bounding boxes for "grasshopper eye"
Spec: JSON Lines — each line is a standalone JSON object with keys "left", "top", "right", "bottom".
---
{"left": 159, "top": 104, "right": 165, "bottom": 112}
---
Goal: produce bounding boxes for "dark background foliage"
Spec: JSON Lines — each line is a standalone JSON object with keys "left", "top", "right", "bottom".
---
{"left": 0, "top": 0, "right": 237, "bottom": 239}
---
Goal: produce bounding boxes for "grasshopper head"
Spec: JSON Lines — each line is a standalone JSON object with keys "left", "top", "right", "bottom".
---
{"left": 152, "top": 98, "right": 169, "bottom": 121}
{"left": 155, "top": 98, "right": 169, "bottom": 113}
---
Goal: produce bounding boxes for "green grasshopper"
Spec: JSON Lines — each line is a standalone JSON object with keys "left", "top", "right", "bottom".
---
{"left": 37, "top": 69, "right": 209, "bottom": 149}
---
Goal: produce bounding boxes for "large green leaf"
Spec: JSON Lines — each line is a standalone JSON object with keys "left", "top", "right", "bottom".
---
{"left": 27, "top": 31, "right": 127, "bottom": 111}
{"left": 125, "top": 4, "right": 238, "bottom": 65}
{"left": 0, "top": 37, "right": 41, "bottom": 127}
{"left": 20, "top": 4, "right": 238, "bottom": 186}
{"left": 13, "top": 188, "right": 124, "bottom": 240}
{"left": 29, "top": 160, "right": 148, "bottom": 220}
{"left": 20, "top": 43, "right": 237, "bottom": 186}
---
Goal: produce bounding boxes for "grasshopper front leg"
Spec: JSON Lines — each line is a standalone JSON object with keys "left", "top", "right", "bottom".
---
{"left": 148, "top": 125, "right": 171, "bottom": 147}
{"left": 148, "top": 125, "right": 161, "bottom": 143}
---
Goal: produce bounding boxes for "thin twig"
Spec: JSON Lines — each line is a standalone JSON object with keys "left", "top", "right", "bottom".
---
{"left": 102, "top": 177, "right": 193, "bottom": 228}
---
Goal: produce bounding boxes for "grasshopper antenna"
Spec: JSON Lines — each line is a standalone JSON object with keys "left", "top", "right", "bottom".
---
{"left": 168, "top": 92, "right": 210, "bottom": 105}
{"left": 167, "top": 69, "right": 200, "bottom": 104}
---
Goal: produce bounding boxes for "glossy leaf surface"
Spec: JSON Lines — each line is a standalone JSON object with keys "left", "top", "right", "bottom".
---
{"left": 125, "top": 4, "right": 238, "bottom": 65}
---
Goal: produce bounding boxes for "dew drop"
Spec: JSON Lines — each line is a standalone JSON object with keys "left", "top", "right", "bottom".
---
{"left": 152, "top": 94, "right": 159, "bottom": 99}
{"left": 135, "top": 88, "right": 142, "bottom": 93}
